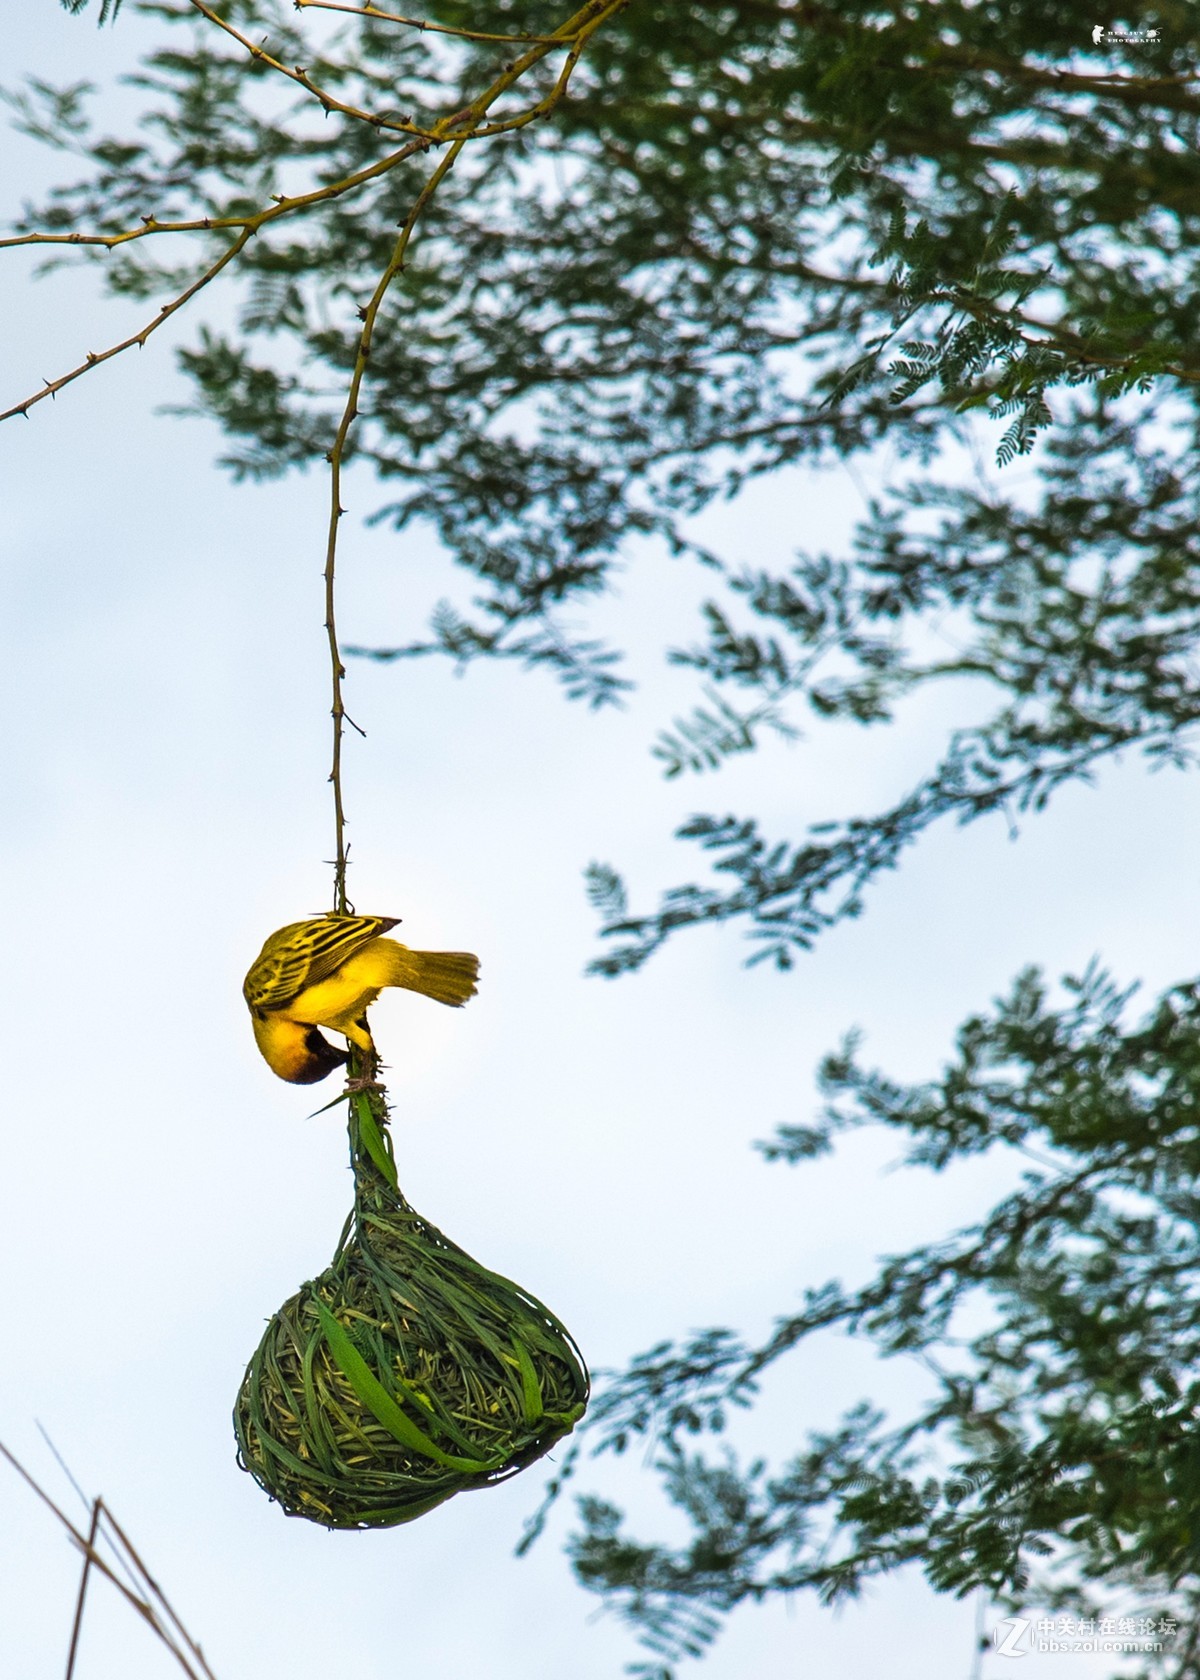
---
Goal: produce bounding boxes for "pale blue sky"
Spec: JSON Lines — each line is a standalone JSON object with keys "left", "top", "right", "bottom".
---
{"left": 3, "top": 10, "right": 1197, "bottom": 1680}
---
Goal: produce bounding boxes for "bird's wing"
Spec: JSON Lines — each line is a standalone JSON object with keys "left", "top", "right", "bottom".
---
{"left": 243, "top": 914, "right": 399, "bottom": 1011}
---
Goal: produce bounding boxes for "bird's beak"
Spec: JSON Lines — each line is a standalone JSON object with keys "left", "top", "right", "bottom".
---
{"left": 291, "top": 1027, "right": 350, "bottom": 1085}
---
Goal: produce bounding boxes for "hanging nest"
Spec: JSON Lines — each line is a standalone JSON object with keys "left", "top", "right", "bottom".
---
{"left": 235, "top": 1081, "right": 588, "bottom": 1528}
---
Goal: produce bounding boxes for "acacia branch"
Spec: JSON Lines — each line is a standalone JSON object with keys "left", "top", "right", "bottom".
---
{"left": 4, "top": 0, "right": 626, "bottom": 907}
{"left": 943, "top": 286, "right": 1200, "bottom": 386}
{"left": 320, "top": 0, "right": 627, "bottom": 907}
{"left": 295, "top": 0, "right": 563, "bottom": 43}
{"left": 0, "top": 137, "right": 441, "bottom": 423}
{"left": 185, "top": 0, "right": 436, "bottom": 135}
{"left": 0, "top": 224, "right": 253, "bottom": 423}
{"left": 1, "top": 0, "right": 620, "bottom": 428}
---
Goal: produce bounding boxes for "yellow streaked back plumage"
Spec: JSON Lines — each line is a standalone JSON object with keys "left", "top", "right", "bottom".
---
{"left": 243, "top": 914, "right": 399, "bottom": 1013}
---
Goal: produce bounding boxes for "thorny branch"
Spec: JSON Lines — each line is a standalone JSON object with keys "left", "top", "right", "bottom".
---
{"left": 2, "top": 0, "right": 628, "bottom": 912}
{"left": 319, "top": 0, "right": 625, "bottom": 908}
{"left": 294, "top": 0, "right": 564, "bottom": 43}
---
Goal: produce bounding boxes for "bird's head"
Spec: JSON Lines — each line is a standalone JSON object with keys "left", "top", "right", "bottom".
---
{"left": 251, "top": 1014, "right": 349, "bottom": 1084}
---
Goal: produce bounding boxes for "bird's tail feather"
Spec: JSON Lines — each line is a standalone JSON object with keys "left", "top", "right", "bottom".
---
{"left": 382, "top": 943, "right": 480, "bottom": 1007}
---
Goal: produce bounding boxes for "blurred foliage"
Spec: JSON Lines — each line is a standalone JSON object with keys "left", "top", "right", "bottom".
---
{"left": 25, "top": 3, "right": 1200, "bottom": 1673}
{"left": 59, "top": 0, "right": 124, "bottom": 24}
{"left": 24, "top": 0, "right": 1200, "bottom": 971}
{"left": 561, "top": 967, "right": 1200, "bottom": 1675}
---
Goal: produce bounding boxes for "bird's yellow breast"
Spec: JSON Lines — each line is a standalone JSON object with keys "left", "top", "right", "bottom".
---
{"left": 281, "top": 940, "right": 407, "bottom": 1033}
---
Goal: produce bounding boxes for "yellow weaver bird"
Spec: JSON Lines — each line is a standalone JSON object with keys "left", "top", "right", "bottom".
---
{"left": 243, "top": 914, "right": 479, "bottom": 1084}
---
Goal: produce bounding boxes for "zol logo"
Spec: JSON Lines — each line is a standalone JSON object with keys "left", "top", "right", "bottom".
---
{"left": 992, "top": 1617, "right": 1031, "bottom": 1658}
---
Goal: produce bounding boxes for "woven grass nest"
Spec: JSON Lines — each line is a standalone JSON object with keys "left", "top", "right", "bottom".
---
{"left": 235, "top": 1082, "right": 588, "bottom": 1528}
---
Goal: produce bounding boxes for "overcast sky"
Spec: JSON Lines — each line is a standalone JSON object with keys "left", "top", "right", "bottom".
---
{"left": 3, "top": 10, "right": 1198, "bottom": 1680}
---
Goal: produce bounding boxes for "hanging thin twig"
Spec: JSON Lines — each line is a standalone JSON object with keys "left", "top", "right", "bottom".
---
{"left": 318, "top": 0, "right": 623, "bottom": 909}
